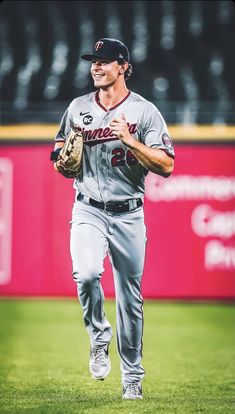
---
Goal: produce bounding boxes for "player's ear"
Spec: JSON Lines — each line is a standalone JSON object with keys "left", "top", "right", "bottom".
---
{"left": 119, "top": 62, "right": 129, "bottom": 75}
{"left": 119, "top": 66, "right": 125, "bottom": 74}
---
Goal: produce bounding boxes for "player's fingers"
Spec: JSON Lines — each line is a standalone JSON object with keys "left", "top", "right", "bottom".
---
{"left": 110, "top": 124, "right": 116, "bottom": 131}
{"left": 110, "top": 130, "right": 119, "bottom": 137}
{"left": 110, "top": 118, "right": 120, "bottom": 125}
{"left": 110, "top": 125, "right": 120, "bottom": 134}
{"left": 56, "top": 159, "right": 65, "bottom": 167}
{"left": 110, "top": 127, "right": 119, "bottom": 134}
{"left": 110, "top": 124, "right": 123, "bottom": 132}
{"left": 110, "top": 121, "right": 126, "bottom": 131}
{"left": 111, "top": 116, "right": 126, "bottom": 124}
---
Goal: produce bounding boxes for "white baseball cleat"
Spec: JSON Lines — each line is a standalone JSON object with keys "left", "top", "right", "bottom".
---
{"left": 89, "top": 344, "right": 111, "bottom": 380}
{"left": 122, "top": 382, "right": 143, "bottom": 400}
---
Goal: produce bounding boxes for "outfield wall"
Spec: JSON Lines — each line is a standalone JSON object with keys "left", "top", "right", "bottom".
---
{"left": 0, "top": 125, "right": 235, "bottom": 299}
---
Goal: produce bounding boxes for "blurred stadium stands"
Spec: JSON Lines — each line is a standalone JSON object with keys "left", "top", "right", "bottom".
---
{"left": 0, "top": 0, "right": 234, "bottom": 124}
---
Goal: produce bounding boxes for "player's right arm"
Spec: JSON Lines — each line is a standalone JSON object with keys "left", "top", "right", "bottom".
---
{"left": 52, "top": 142, "right": 65, "bottom": 172}
{"left": 52, "top": 106, "right": 70, "bottom": 172}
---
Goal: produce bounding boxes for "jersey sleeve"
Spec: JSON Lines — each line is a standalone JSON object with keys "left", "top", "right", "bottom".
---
{"left": 54, "top": 107, "right": 71, "bottom": 142}
{"left": 142, "top": 104, "right": 175, "bottom": 159}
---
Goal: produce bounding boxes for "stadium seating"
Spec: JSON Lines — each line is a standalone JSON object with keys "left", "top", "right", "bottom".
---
{"left": 0, "top": 0, "right": 234, "bottom": 124}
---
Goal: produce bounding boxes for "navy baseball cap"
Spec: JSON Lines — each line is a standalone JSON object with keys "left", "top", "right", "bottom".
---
{"left": 81, "top": 38, "right": 130, "bottom": 63}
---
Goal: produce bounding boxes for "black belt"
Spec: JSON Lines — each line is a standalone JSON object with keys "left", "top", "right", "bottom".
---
{"left": 77, "top": 193, "right": 142, "bottom": 213}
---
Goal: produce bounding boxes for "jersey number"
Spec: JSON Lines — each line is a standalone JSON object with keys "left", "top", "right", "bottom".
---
{"left": 111, "top": 148, "right": 138, "bottom": 167}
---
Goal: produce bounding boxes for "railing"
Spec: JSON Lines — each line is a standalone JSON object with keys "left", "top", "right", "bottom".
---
{"left": 1, "top": 101, "right": 235, "bottom": 125}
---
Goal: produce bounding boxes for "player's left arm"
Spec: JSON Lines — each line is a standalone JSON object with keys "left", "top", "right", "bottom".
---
{"left": 110, "top": 114, "right": 174, "bottom": 177}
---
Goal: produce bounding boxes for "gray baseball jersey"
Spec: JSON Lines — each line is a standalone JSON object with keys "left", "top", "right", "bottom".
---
{"left": 55, "top": 90, "right": 175, "bottom": 202}
{"left": 55, "top": 90, "right": 174, "bottom": 386}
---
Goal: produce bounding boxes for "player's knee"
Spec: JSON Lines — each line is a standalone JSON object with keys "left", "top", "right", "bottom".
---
{"left": 72, "top": 265, "right": 101, "bottom": 286}
{"left": 80, "top": 273, "right": 99, "bottom": 288}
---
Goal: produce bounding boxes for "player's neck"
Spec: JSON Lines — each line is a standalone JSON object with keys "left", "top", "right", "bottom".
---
{"left": 98, "top": 83, "right": 129, "bottom": 111}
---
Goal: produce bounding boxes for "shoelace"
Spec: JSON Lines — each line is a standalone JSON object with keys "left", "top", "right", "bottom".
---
{"left": 91, "top": 347, "right": 106, "bottom": 365}
{"left": 124, "top": 383, "right": 141, "bottom": 397}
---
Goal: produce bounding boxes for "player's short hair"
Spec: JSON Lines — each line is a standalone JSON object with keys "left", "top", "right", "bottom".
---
{"left": 124, "top": 63, "right": 133, "bottom": 81}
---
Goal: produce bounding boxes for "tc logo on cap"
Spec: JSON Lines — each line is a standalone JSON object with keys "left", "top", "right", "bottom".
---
{"left": 95, "top": 41, "right": 104, "bottom": 51}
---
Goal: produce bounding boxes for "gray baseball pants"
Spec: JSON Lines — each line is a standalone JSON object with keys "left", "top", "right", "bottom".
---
{"left": 70, "top": 199, "right": 146, "bottom": 385}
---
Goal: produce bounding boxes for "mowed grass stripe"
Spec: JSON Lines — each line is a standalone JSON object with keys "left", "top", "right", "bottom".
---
{"left": 0, "top": 300, "right": 234, "bottom": 413}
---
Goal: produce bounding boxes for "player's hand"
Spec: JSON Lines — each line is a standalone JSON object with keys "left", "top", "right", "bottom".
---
{"left": 53, "top": 158, "right": 65, "bottom": 172}
{"left": 110, "top": 114, "right": 135, "bottom": 146}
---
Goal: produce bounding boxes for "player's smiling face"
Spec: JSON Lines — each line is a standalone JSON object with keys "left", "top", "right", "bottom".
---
{"left": 91, "top": 59, "right": 123, "bottom": 88}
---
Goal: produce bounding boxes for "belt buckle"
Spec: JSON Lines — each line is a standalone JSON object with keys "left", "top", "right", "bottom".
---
{"left": 104, "top": 202, "right": 117, "bottom": 212}
{"left": 107, "top": 201, "right": 129, "bottom": 213}
{"left": 105, "top": 202, "right": 116, "bottom": 212}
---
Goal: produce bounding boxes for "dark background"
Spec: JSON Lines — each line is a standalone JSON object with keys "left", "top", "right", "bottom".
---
{"left": 0, "top": 0, "right": 235, "bottom": 124}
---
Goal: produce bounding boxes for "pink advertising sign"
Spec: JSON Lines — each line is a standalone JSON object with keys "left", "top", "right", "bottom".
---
{"left": 0, "top": 144, "right": 234, "bottom": 299}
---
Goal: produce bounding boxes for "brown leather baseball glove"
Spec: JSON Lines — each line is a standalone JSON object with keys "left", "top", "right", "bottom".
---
{"left": 54, "top": 130, "right": 83, "bottom": 178}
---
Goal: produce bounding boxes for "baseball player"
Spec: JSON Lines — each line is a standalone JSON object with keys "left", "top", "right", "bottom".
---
{"left": 52, "top": 38, "right": 175, "bottom": 400}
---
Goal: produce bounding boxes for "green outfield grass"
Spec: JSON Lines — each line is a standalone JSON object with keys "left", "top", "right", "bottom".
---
{"left": 0, "top": 299, "right": 234, "bottom": 414}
